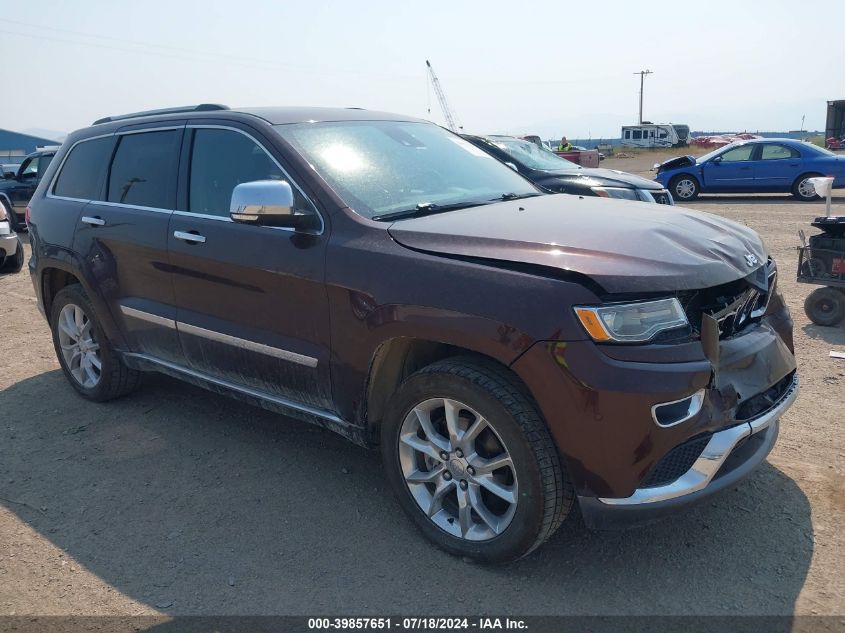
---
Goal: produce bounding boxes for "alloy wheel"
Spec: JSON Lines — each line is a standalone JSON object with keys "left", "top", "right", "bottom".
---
{"left": 797, "top": 178, "right": 816, "bottom": 199}
{"left": 675, "top": 179, "right": 696, "bottom": 199}
{"left": 398, "top": 397, "right": 518, "bottom": 541}
{"left": 57, "top": 303, "right": 102, "bottom": 388}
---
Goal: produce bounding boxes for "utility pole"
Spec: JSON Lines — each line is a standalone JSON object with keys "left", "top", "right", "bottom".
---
{"left": 633, "top": 70, "right": 652, "bottom": 124}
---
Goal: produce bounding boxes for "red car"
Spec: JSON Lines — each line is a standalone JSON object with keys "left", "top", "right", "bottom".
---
{"left": 826, "top": 137, "right": 845, "bottom": 150}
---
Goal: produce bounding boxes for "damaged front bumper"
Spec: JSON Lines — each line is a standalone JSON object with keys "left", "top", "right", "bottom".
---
{"left": 512, "top": 299, "right": 798, "bottom": 528}
{"left": 581, "top": 371, "right": 797, "bottom": 526}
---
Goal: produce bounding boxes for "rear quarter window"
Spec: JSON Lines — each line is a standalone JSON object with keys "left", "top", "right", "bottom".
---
{"left": 53, "top": 137, "right": 114, "bottom": 200}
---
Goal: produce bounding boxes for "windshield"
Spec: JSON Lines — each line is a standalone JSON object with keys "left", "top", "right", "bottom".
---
{"left": 490, "top": 138, "right": 580, "bottom": 171}
{"left": 274, "top": 121, "right": 538, "bottom": 219}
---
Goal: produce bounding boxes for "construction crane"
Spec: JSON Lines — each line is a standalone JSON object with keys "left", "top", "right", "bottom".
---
{"left": 426, "top": 60, "right": 460, "bottom": 132}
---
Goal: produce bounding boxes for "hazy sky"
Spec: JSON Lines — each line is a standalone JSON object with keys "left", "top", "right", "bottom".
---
{"left": 3, "top": 0, "right": 843, "bottom": 139}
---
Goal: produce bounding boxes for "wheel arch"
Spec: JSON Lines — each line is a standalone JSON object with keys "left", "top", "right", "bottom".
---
{"left": 669, "top": 172, "right": 700, "bottom": 185}
{"left": 41, "top": 266, "right": 82, "bottom": 325}
{"left": 38, "top": 263, "right": 129, "bottom": 350}
{"left": 363, "top": 337, "right": 531, "bottom": 440}
{"left": 792, "top": 171, "right": 823, "bottom": 189}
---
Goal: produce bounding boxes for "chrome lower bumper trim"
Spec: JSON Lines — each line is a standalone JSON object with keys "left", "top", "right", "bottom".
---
{"left": 599, "top": 373, "right": 799, "bottom": 506}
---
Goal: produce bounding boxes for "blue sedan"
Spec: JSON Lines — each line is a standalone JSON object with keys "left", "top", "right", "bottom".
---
{"left": 654, "top": 138, "right": 845, "bottom": 202}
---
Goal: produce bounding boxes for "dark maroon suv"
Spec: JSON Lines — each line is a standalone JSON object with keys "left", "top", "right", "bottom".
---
{"left": 27, "top": 105, "right": 798, "bottom": 562}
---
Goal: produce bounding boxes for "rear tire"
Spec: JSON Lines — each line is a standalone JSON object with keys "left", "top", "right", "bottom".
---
{"left": 50, "top": 284, "right": 141, "bottom": 401}
{"left": 804, "top": 287, "right": 845, "bottom": 326}
{"left": 793, "top": 173, "right": 822, "bottom": 201}
{"left": 381, "top": 356, "right": 572, "bottom": 563}
{"left": 0, "top": 236, "right": 23, "bottom": 274}
{"left": 669, "top": 174, "right": 700, "bottom": 201}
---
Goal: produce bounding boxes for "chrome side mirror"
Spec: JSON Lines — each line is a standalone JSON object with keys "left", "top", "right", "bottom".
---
{"left": 230, "top": 180, "right": 317, "bottom": 230}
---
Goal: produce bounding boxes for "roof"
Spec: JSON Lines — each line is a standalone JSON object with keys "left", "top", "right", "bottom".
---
{"left": 89, "top": 104, "right": 425, "bottom": 128}
{"left": 238, "top": 106, "right": 424, "bottom": 125}
{"left": 739, "top": 138, "right": 811, "bottom": 144}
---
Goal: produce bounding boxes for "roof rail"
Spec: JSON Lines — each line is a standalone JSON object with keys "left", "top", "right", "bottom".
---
{"left": 92, "top": 104, "right": 229, "bottom": 126}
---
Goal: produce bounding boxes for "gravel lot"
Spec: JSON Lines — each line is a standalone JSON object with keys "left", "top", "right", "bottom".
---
{"left": 1, "top": 153, "right": 843, "bottom": 617}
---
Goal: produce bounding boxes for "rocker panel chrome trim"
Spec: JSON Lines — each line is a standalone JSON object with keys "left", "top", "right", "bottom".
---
{"left": 119, "top": 305, "right": 176, "bottom": 329}
{"left": 177, "top": 321, "right": 318, "bottom": 368}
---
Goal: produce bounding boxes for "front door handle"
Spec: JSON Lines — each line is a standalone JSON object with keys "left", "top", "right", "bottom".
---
{"left": 174, "top": 230, "right": 206, "bottom": 244}
{"left": 80, "top": 216, "right": 106, "bottom": 226}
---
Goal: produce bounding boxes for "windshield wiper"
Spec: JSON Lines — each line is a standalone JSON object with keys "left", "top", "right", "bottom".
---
{"left": 495, "top": 192, "right": 543, "bottom": 201}
{"left": 372, "top": 200, "right": 492, "bottom": 222}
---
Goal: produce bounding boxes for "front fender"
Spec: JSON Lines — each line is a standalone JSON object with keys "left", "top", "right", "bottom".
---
{"left": 324, "top": 224, "right": 601, "bottom": 424}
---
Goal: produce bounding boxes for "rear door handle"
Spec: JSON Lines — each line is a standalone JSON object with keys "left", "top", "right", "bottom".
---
{"left": 174, "top": 230, "right": 206, "bottom": 244}
{"left": 80, "top": 216, "right": 106, "bottom": 226}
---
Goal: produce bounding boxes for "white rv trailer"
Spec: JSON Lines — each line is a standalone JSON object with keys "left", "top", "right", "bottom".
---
{"left": 621, "top": 123, "right": 689, "bottom": 148}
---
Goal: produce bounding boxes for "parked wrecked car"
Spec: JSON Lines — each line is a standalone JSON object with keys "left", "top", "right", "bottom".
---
{"left": 28, "top": 105, "right": 797, "bottom": 562}
{"left": 464, "top": 134, "right": 672, "bottom": 204}
{"left": 655, "top": 138, "right": 845, "bottom": 202}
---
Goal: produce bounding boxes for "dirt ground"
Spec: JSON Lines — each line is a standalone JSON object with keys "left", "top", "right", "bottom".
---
{"left": 1, "top": 158, "right": 844, "bottom": 617}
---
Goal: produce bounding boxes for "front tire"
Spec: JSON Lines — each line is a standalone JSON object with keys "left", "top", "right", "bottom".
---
{"left": 669, "top": 174, "right": 700, "bottom": 201}
{"left": 381, "top": 357, "right": 572, "bottom": 563}
{"left": 804, "top": 287, "right": 845, "bottom": 326}
{"left": 50, "top": 284, "right": 141, "bottom": 401}
{"left": 793, "top": 173, "right": 822, "bottom": 201}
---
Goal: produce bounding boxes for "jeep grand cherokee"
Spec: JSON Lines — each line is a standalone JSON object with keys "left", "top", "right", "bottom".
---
{"left": 27, "top": 105, "right": 798, "bottom": 562}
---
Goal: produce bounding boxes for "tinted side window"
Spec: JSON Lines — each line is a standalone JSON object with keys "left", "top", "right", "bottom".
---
{"left": 38, "top": 154, "right": 54, "bottom": 178}
{"left": 189, "top": 128, "right": 300, "bottom": 217}
{"left": 53, "top": 137, "right": 114, "bottom": 200}
{"left": 108, "top": 130, "right": 181, "bottom": 209}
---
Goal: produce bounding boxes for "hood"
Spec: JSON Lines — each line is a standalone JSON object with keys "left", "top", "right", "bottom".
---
{"left": 387, "top": 194, "right": 768, "bottom": 294}
{"left": 655, "top": 155, "right": 697, "bottom": 174}
{"left": 539, "top": 167, "right": 662, "bottom": 190}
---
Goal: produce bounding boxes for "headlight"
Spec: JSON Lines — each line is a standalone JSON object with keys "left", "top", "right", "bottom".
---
{"left": 591, "top": 186, "right": 640, "bottom": 201}
{"left": 574, "top": 298, "right": 689, "bottom": 343}
{"left": 0, "top": 220, "right": 9, "bottom": 236}
{"left": 0, "top": 205, "right": 6, "bottom": 220}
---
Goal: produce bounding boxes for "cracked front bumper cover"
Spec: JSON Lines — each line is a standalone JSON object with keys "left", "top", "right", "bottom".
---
{"left": 579, "top": 373, "right": 798, "bottom": 529}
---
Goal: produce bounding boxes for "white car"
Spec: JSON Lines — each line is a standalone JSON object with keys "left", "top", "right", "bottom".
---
{"left": 0, "top": 203, "right": 23, "bottom": 274}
